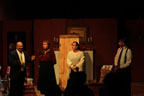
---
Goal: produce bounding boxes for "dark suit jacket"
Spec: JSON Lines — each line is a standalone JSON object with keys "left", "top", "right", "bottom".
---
{"left": 9, "top": 50, "right": 30, "bottom": 80}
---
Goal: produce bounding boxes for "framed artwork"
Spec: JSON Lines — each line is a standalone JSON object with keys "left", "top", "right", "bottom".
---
{"left": 66, "top": 26, "right": 88, "bottom": 43}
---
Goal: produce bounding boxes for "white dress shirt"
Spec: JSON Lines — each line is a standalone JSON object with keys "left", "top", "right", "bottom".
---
{"left": 114, "top": 46, "right": 132, "bottom": 68}
{"left": 16, "top": 49, "right": 25, "bottom": 63}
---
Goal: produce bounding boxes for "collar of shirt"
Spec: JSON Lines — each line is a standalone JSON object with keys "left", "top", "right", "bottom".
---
{"left": 121, "top": 46, "right": 128, "bottom": 49}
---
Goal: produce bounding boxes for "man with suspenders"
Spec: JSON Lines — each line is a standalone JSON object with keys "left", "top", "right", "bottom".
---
{"left": 114, "top": 38, "right": 132, "bottom": 70}
{"left": 114, "top": 38, "right": 132, "bottom": 96}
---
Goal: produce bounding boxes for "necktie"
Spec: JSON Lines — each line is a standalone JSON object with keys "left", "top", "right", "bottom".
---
{"left": 118, "top": 48, "right": 123, "bottom": 67}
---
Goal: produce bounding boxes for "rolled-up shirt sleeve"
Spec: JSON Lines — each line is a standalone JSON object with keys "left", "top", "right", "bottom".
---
{"left": 114, "top": 48, "right": 120, "bottom": 67}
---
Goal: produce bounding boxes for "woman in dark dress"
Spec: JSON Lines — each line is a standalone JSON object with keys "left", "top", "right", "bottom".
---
{"left": 37, "top": 40, "right": 61, "bottom": 96}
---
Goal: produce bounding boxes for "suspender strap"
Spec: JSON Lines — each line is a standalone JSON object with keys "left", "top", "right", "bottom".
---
{"left": 124, "top": 48, "right": 129, "bottom": 64}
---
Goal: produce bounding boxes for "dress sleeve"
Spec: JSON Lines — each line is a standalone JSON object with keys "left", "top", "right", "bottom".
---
{"left": 76, "top": 52, "right": 85, "bottom": 68}
{"left": 67, "top": 52, "right": 73, "bottom": 68}
{"left": 51, "top": 51, "right": 56, "bottom": 64}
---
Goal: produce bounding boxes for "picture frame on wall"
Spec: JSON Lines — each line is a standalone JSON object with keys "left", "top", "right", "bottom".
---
{"left": 66, "top": 26, "right": 88, "bottom": 43}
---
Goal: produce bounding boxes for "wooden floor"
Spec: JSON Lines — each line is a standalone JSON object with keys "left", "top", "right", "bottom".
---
{"left": 21, "top": 82, "right": 144, "bottom": 96}
{"left": 131, "top": 83, "right": 144, "bottom": 96}
{"left": 24, "top": 85, "right": 36, "bottom": 96}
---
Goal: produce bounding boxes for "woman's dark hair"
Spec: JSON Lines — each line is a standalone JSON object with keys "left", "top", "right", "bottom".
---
{"left": 42, "top": 40, "right": 50, "bottom": 49}
{"left": 73, "top": 41, "right": 80, "bottom": 50}
{"left": 42, "top": 40, "right": 50, "bottom": 46}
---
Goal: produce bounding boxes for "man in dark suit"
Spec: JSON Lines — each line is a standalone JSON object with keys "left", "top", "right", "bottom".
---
{"left": 9, "top": 41, "right": 35, "bottom": 96}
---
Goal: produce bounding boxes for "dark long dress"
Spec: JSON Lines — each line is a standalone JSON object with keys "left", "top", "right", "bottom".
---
{"left": 37, "top": 49, "right": 59, "bottom": 95}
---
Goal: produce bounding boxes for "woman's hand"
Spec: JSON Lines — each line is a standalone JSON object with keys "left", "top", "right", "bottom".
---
{"left": 72, "top": 66, "right": 78, "bottom": 72}
{"left": 31, "top": 55, "right": 36, "bottom": 61}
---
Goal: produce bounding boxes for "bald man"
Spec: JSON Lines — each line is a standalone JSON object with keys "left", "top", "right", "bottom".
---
{"left": 9, "top": 41, "right": 35, "bottom": 96}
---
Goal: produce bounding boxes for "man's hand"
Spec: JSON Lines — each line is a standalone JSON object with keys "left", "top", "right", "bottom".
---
{"left": 31, "top": 55, "right": 36, "bottom": 61}
{"left": 21, "top": 62, "right": 25, "bottom": 66}
{"left": 113, "top": 66, "right": 119, "bottom": 72}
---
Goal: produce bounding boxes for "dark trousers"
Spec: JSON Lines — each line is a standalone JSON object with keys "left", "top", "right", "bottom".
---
{"left": 117, "top": 67, "right": 131, "bottom": 96}
{"left": 9, "top": 72, "right": 25, "bottom": 96}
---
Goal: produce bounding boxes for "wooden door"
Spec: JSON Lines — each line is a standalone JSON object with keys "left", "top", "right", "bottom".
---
{"left": 59, "top": 35, "right": 79, "bottom": 90}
